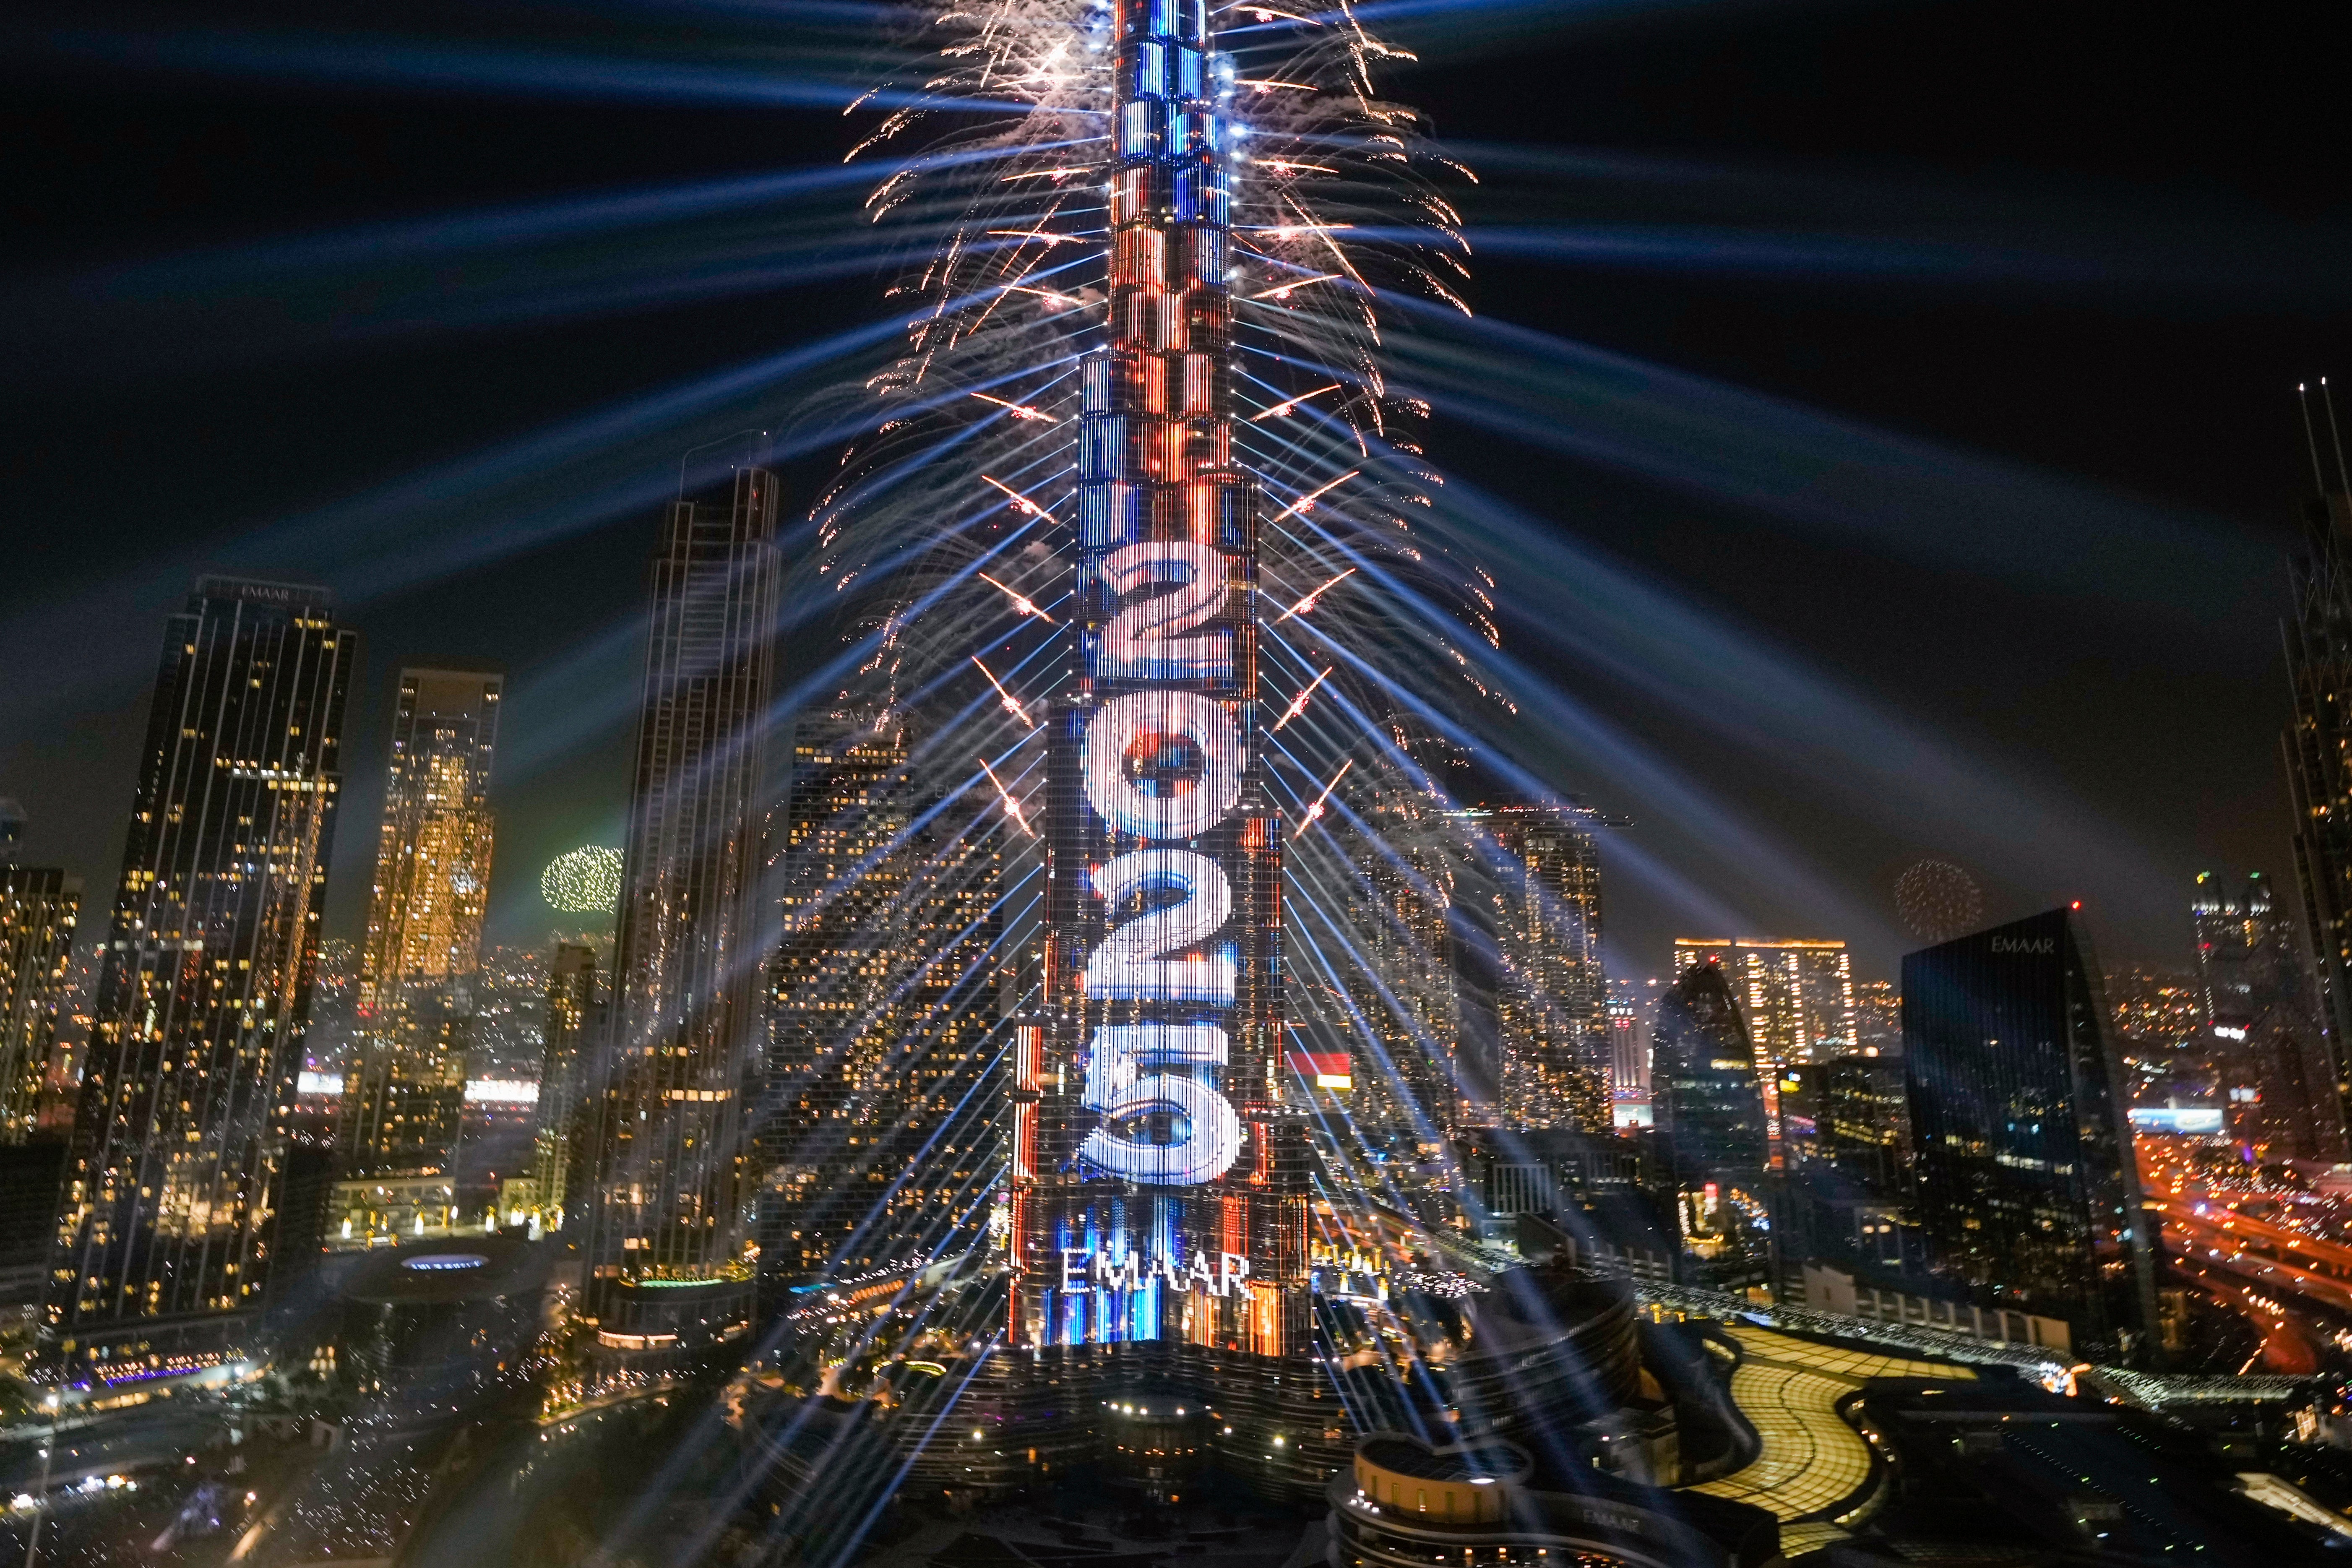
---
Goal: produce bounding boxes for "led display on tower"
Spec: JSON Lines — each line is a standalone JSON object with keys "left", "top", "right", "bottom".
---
{"left": 1014, "top": 0, "right": 1307, "bottom": 1353}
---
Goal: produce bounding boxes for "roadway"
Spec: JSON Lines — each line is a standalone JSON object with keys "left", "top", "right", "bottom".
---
{"left": 2138, "top": 1137, "right": 2352, "bottom": 1374}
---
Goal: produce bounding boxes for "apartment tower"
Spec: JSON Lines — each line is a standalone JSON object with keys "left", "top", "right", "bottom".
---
{"left": 43, "top": 577, "right": 354, "bottom": 1384}
{"left": 581, "top": 469, "right": 781, "bottom": 1368}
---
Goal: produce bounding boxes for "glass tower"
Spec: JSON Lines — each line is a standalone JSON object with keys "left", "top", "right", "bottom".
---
{"left": 582, "top": 469, "right": 781, "bottom": 1367}
{"left": 1902, "top": 907, "right": 2159, "bottom": 1360}
{"left": 1015, "top": 0, "right": 1309, "bottom": 1360}
{"left": 44, "top": 576, "right": 354, "bottom": 1385}
{"left": 341, "top": 668, "right": 502, "bottom": 1179}
{"left": 1649, "top": 962, "right": 1768, "bottom": 1189}
{"left": 1673, "top": 936, "right": 1856, "bottom": 1155}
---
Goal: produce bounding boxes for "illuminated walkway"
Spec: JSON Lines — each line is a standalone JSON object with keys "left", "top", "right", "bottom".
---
{"left": 1690, "top": 1326, "right": 1972, "bottom": 1548}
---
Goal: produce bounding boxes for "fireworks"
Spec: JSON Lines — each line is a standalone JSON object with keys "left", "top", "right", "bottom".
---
{"left": 1896, "top": 857, "right": 1985, "bottom": 943}
{"left": 540, "top": 846, "right": 623, "bottom": 913}
{"left": 762, "top": 0, "right": 1529, "bottom": 1301}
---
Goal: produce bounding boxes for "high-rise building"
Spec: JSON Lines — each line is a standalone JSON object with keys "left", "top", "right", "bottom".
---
{"left": 341, "top": 669, "right": 502, "bottom": 1180}
{"left": 1648, "top": 963, "right": 1768, "bottom": 1190}
{"left": 2284, "top": 481, "right": 2352, "bottom": 1134}
{"left": 1313, "top": 755, "right": 1461, "bottom": 1148}
{"left": 2189, "top": 870, "right": 2345, "bottom": 1159}
{"left": 1606, "top": 976, "right": 1648, "bottom": 1121}
{"left": 1903, "top": 908, "right": 2159, "bottom": 1360}
{"left": 0, "top": 817, "right": 80, "bottom": 1308}
{"left": 1012, "top": 0, "right": 1308, "bottom": 1375}
{"left": 1671, "top": 938, "right": 1857, "bottom": 1069}
{"left": 581, "top": 468, "right": 780, "bottom": 1367}
{"left": 530, "top": 943, "right": 598, "bottom": 1230}
{"left": 44, "top": 576, "right": 354, "bottom": 1383}
{"left": 1470, "top": 800, "right": 1609, "bottom": 1134}
{"left": 1, "top": 864, "right": 79, "bottom": 1146}
{"left": 1672, "top": 937, "right": 1856, "bottom": 1151}
{"left": 757, "top": 718, "right": 1002, "bottom": 1294}
{"left": 1852, "top": 978, "right": 1901, "bottom": 1056}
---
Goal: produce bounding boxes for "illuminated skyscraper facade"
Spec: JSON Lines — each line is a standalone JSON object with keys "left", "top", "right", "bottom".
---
{"left": 1852, "top": 978, "right": 1901, "bottom": 1055}
{"left": 1672, "top": 937, "right": 1855, "bottom": 1152}
{"left": 1015, "top": 0, "right": 1309, "bottom": 1363}
{"left": 1903, "top": 908, "right": 2158, "bottom": 1360}
{"left": 583, "top": 469, "right": 780, "bottom": 1366}
{"left": 341, "top": 669, "right": 502, "bottom": 1179}
{"left": 1478, "top": 800, "right": 1608, "bottom": 1134}
{"left": 531, "top": 942, "right": 598, "bottom": 1229}
{"left": 45, "top": 577, "right": 354, "bottom": 1383}
{"left": 2188, "top": 870, "right": 2345, "bottom": 1159}
{"left": 1606, "top": 978, "right": 1647, "bottom": 1102}
{"left": 0, "top": 865, "right": 79, "bottom": 1146}
{"left": 759, "top": 719, "right": 1002, "bottom": 1295}
{"left": 1671, "top": 938, "right": 1857, "bottom": 1069}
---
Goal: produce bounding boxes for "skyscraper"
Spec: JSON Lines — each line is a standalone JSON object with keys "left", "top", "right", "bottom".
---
{"left": 1606, "top": 977, "right": 1649, "bottom": 1122}
{"left": 1671, "top": 938, "right": 1858, "bottom": 1069}
{"left": 1312, "top": 752, "right": 1461, "bottom": 1147}
{"left": 530, "top": 942, "right": 599, "bottom": 1230}
{"left": 1648, "top": 963, "right": 1768, "bottom": 1190}
{"left": 2284, "top": 481, "right": 2352, "bottom": 1133}
{"left": 2189, "top": 870, "right": 2345, "bottom": 1159}
{"left": 581, "top": 468, "right": 780, "bottom": 1367}
{"left": 1013, "top": 0, "right": 1308, "bottom": 1371}
{"left": 1472, "top": 799, "right": 1610, "bottom": 1135}
{"left": 1903, "top": 908, "right": 2158, "bottom": 1360}
{"left": 0, "top": 810, "right": 78, "bottom": 1313}
{"left": 0, "top": 863, "right": 79, "bottom": 1146}
{"left": 44, "top": 577, "right": 354, "bottom": 1383}
{"left": 758, "top": 718, "right": 1002, "bottom": 1295}
{"left": 341, "top": 668, "right": 502, "bottom": 1180}
{"left": 1852, "top": 979, "right": 1901, "bottom": 1056}
{"left": 1672, "top": 937, "right": 1856, "bottom": 1152}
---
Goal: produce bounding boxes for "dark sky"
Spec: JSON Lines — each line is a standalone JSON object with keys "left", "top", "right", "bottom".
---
{"left": 3, "top": 0, "right": 2349, "bottom": 983}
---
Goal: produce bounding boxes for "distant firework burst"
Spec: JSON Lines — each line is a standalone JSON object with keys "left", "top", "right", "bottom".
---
{"left": 1895, "top": 857, "right": 1983, "bottom": 943}
{"left": 541, "top": 845, "right": 623, "bottom": 913}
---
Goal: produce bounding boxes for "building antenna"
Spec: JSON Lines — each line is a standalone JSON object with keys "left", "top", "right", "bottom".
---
{"left": 2300, "top": 383, "right": 2329, "bottom": 493}
{"left": 2323, "top": 378, "right": 2352, "bottom": 496}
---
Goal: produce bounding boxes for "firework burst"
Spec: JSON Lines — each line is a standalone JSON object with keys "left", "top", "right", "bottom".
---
{"left": 756, "top": 0, "right": 1585, "bottom": 1310}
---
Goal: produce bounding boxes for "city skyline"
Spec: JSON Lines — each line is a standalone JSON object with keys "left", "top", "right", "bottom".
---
{"left": 4, "top": 2, "right": 2352, "bottom": 1563}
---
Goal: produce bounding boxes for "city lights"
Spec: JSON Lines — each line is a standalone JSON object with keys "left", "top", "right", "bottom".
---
{"left": 8, "top": 0, "right": 2333, "bottom": 1558}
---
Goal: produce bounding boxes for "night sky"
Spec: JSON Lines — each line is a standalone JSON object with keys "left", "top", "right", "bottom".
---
{"left": 4, "top": 0, "right": 2349, "bottom": 984}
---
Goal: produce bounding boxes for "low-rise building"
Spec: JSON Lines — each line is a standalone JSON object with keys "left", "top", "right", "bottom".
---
{"left": 1329, "top": 1432, "right": 1779, "bottom": 1568}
